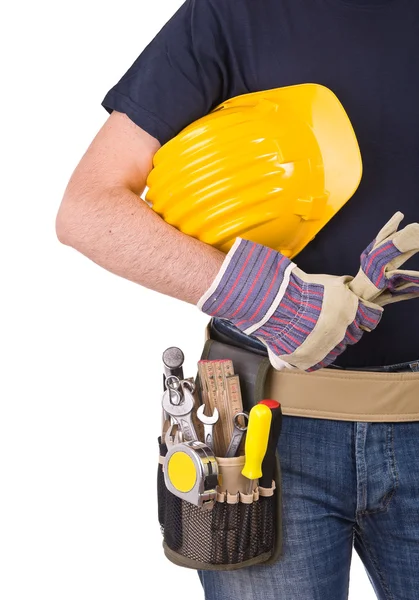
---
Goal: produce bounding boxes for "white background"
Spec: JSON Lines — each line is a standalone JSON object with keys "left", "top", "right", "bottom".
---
{"left": 1, "top": 0, "right": 376, "bottom": 598}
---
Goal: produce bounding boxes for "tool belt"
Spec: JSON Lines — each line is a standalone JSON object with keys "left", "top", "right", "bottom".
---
{"left": 157, "top": 331, "right": 283, "bottom": 571}
{"left": 207, "top": 319, "right": 419, "bottom": 422}
{"left": 156, "top": 316, "right": 419, "bottom": 572}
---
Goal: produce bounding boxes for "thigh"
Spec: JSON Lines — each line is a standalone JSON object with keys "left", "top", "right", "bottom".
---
{"left": 199, "top": 416, "right": 356, "bottom": 600}
{"left": 354, "top": 421, "right": 419, "bottom": 600}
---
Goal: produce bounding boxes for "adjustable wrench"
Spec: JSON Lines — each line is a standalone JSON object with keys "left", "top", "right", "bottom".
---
{"left": 196, "top": 405, "right": 219, "bottom": 451}
{"left": 161, "top": 382, "right": 198, "bottom": 442}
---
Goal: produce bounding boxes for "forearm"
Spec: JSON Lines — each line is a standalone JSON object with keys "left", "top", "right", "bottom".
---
{"left": 56, "top": 184, "right": 225, "bottom": 305}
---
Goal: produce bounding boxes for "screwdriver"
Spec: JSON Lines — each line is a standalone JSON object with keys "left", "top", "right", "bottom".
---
{"left": 259, "top": 400, "right": 282, "bottom": 488}
{"left": 241, "top": 402, "right": 272, "bottom": 494}
{"left": 238, "top": 402, "right": 272, "bottom": 555}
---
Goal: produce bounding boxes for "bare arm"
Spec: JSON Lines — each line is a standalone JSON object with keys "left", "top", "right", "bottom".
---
{"left": 56, "top": 111, "right": 225, "bottom": 304}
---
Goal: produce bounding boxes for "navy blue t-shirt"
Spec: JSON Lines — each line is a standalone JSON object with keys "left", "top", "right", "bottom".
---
{"left": 102, "top": 0, "right": 419, "bottom": 368}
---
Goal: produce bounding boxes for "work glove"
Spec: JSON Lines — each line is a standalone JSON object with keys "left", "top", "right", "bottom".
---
{"left": 349, "top": 211, "right": 419, "bottom": 306}
{"left": 197, "top": 213, "right": 419, "bottom": 372}
{"left": 197, "top": 238, "right": 383, "bottom": 372}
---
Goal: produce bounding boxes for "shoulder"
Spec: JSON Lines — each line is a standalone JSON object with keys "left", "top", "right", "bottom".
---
{"left": 198, "top": 0, "right": 261, "bottom": 18}
{"left": 201, "top": 0, "right": 275, "bottom": 30}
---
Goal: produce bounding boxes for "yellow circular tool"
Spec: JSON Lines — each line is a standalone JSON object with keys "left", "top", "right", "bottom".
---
{"left": 146, "top": 83, "right": 362, "bottom": 258}
{"left": 167, "top": 452, "right": 197, "bottom": 493}
{"left": 163, "top": 441, "right": 219, "bottom": 509}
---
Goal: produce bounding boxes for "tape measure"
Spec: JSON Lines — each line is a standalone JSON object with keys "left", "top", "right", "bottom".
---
{"left": 163, "top": 441, "right": 219, "bottom": 510}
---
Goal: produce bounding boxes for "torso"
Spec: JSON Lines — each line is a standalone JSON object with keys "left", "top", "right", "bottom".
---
{"left": 219, "top": 0, "right": 419, "bottom": 366}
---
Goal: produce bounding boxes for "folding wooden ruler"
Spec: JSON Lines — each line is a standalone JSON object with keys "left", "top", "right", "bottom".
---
{"left": 197, "top": 359, "right": 244, "bottom": 456}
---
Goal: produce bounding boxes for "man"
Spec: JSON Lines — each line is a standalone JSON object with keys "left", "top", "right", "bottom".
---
{"left": 56, "top": 0, "right": 419, "bottom": 598}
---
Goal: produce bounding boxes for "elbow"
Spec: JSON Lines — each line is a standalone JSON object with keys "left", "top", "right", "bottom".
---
{"left": 55, "top": 209, "right": 70, "bottom": 246}
{"left": 55, "top": 194, "right": 82, "bottom": 249}
{"left": 55, "top": 204, "right": 73, "bottom": 247}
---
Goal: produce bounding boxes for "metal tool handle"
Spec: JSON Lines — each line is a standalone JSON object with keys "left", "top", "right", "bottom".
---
{"left": 162, "top": 385, "right": 198, "bottom": 441}
{"left": 162, "top": 347, "right": 185, "bottom": 385}
{"left": 225, "top": 412, "right": 249, "bottom": 458}
{"left": 162, "top": 348, "right": 185, "bottom": 430}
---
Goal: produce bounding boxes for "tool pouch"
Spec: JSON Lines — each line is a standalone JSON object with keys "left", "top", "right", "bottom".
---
{"left": 156, "top": 322, "right": 283, "bottom": 571}
{"left": 157, "top": 448, "right": 281, "bottom": 570}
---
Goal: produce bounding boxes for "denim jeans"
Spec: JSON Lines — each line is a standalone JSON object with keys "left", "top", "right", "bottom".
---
{"left": 199, "top": 318, "right": 419, "bottom": 599}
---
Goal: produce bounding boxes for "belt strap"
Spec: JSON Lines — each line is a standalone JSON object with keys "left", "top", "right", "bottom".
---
{"left": 201, "top": 320, "right": 419, "bottom": 422}
{"left": 266, "top": 367, "right": 419, "bottom": 422}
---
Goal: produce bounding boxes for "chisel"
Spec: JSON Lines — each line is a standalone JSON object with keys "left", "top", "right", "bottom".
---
{"left": 259, "top": 400, "right": 282, "bottom": 488}
{"left": 241, "top": 403, "right": 272, "bottom": 494}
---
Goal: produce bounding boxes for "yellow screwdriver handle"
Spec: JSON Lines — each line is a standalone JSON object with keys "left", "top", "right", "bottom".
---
{"left": 241, "top": 403, "right": 272, "bottom": 481}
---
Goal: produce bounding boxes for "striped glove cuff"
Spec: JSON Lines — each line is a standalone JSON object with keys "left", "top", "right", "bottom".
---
{"left": 197, "top": 237, "right": 295, "bottom": 333}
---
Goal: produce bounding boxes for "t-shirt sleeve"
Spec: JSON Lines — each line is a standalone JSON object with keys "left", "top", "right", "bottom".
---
{"left": 101, "top": 0, "right": 230, "bottom": 145}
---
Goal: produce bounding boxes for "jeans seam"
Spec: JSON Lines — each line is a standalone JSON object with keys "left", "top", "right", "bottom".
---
{"left": 356, "top": 426, "right": 399, "bottom": 517}
{"left": 356, "top": 489, "right": 396, "bottom": 516}
{"left": 355, "top": 525, "right": 395, "bottom": 600}
{"left": 355, "top": 423, "right": 368, "bottom": 514}
{"left": 389, "top": 423, "right": 400, "bottom": 495}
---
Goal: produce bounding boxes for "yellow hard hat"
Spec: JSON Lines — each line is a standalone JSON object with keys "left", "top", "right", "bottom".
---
{"left": 145, "top": 83, "right": 362, "bottom": 258}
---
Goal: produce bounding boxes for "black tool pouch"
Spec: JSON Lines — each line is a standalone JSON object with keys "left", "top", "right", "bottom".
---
{"left": 156, "top": 323, "right": 283, "bottom": 571}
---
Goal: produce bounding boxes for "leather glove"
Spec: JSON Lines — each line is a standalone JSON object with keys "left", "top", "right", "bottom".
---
{"left": 349, "top": 212, "right": 419, "bottom": 306}
{"left": 197, "top": 238, "right": 383, "bottom": 372}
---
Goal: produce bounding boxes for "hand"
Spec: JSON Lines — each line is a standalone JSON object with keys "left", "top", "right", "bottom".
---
{"left": 197, "top": 238, "right": 383, "bottom": 372}
{"left": 350, "top": 212, "right": 419, "bottom": 306}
